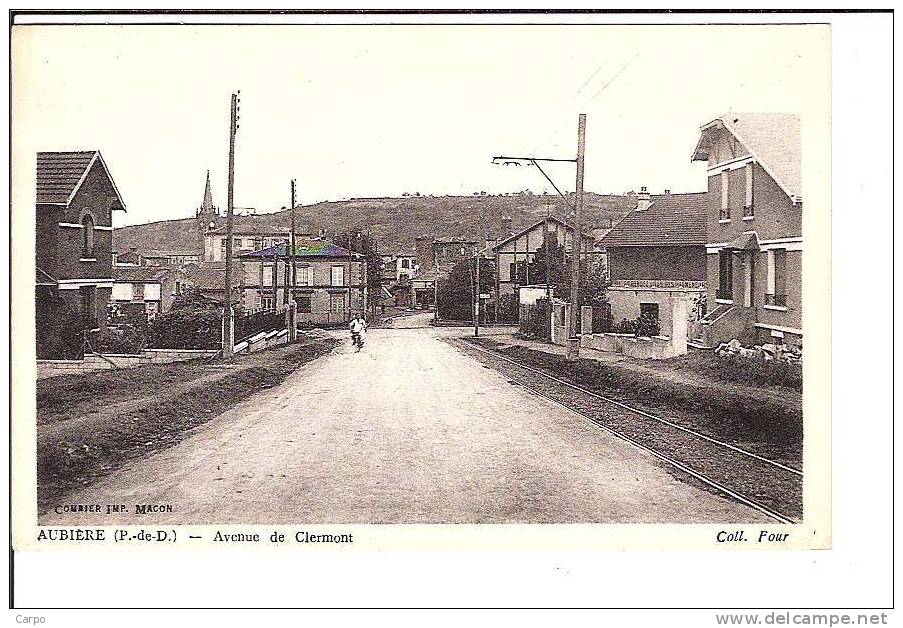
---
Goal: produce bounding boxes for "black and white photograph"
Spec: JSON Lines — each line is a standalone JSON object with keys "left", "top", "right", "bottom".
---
{"left": 9, "top": 7, "right": 892, "bottom": 618}
{"left": 14, "top": 16, "right": 829, "bottom": 533}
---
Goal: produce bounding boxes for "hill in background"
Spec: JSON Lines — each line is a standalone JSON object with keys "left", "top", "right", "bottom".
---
{"left": 113, "top": 192, "right": 639, "bottom": 256}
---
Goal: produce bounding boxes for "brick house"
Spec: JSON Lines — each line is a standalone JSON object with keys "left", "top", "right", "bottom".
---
{"left": 238, "top": 240, "right": 367, "bottom": 325}
{"left": 691, "top": 113, "right": 802, "bottom": 347}
{"left": 597, "top": 189, "right": 707, "bottom": 334}
{"left": 492, "top": 215, "right": 596, "bottom": 299}
{"left": 35, "top": 151, "right": 126, "bottom": 358}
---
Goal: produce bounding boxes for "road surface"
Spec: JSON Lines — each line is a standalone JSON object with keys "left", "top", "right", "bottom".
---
{"left": 42, "top": 314, "right": 766, "bottom": 524}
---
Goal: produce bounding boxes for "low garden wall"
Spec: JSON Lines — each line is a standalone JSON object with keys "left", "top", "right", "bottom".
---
{"left": 36, "top": 328, "right": 290, "bottom": 379}
{"left": 580, "top": 332, "right": 678, "bottom": 360}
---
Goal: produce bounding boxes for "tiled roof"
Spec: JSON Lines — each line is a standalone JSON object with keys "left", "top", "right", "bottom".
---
{"left": 694, "top": 113, "right": 801, "bottom": 202}
{"left": 36, "top": 151, "right": 95, "bottom": 204}
{"left": 597, "top": 193, "right": 707, "bottom": 247}
{"left": 184, "top": 263, "right": 243, "bottom": 291}
{"left": 114, "top": 266, "right": 171, "bottom": 283}
{"left": 493, "top": 214, "right": 593, "bottom": 250}
{"left": 36, "top": 150, "right": 126, "bottom": 209}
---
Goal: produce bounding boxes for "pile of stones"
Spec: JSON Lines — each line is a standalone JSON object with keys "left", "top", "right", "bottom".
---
{"left": 714, "top": 338, "right": 802, "bottom": 365}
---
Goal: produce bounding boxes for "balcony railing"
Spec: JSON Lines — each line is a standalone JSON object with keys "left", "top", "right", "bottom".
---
{"left": 765, "top": 293, "right": 787, "bottom": 307}
{"left": 610, "top": 279, "right": 706, "bottom": 290}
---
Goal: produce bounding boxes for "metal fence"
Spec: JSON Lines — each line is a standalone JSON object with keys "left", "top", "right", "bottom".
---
{"left": 234, "top": 308, "right": 285, "bottom": 343}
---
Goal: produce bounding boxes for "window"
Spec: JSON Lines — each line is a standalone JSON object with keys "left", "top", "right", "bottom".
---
{"left": 330, "top": 294, "right": 346, "bottom": 313}
{"left": 765, "top": 249, "right": 787, "bottom": 307}
{"left": 743, "top": 163, "right": 754, "bottom": 217}
{"left": 717, "top": 250, "right": 733, "bottom": 300}
{"left": 296, "top": 266, "right": 314, "bottom": 287}
{"left": 262, "top": 265, "right": 274, "bottom": 287}
{"left": 133, "top": 283, "right": 145, "bottom": 301}
{"left": 175, "top": 281, "right": 182, "bottom": 295}
{"left": 331, "top": 266, "right": 345, "bottom": 287}
{"left": 720, "top": 171, "right": 730, "bottom": 221}
{"left": 262, "top": 295, "right": 275, "bottom": 310}
{"left": 82, "top": 214, "right": 95, "bottom": 257}
{"left": 220, "top": 238, "right": 227, "bottom": 261}
{"left": 234, "top": 238, "right": 243, "bottom": 250}
{"left": 296, "top": 295, "right": 312, "bottom": 313}
{"left": 509, "top": 261, "right": 527, "bottom": 283}
{"left": 640, "top": 303, "right": 660, "bottom": 322}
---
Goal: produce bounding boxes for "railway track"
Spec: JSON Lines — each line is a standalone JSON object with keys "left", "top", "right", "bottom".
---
{"left": 452, "top": 338, "right": 802, "bottom": 524}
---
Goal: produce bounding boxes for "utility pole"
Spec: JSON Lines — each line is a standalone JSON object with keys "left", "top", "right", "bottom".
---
{"left": 544, "top": 199, "right": 551, "bottom": 302}
{"left": 566, "top": 113, "right": 586, "bottom": 361}
{"left": 290, "top": 179, "right": 297, "bottom": 337}
{"left": 473, "top": 253, "right": 480, "bottom": 337}
{"left": 223, "top": 90, "right": 239, "bottom": 358}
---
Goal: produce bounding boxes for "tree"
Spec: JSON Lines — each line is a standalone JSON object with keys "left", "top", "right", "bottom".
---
{"left": 526, "top": 232, "right": 609, "bottom": 307}
{"left": 437, "top": 256, "right": 494, "bottom": 321}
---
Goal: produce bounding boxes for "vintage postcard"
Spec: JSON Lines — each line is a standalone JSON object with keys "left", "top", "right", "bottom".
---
{"left": 11, "top": 13, "right": 831, "bottom": 553}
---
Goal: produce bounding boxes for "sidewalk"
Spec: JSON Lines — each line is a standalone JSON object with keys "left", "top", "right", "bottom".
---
{"left": 482, "top": 334, "right": 802, "bottom": 409}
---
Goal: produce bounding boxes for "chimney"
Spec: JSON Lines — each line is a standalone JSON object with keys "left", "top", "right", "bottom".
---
{"left": 664, "top": 189, "right": 671, "bottom": 195}
{"left": 636, "top": 186, "right": 652, "bottom": 211}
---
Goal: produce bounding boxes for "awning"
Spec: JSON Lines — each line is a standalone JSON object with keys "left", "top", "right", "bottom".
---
{"left": 723, "top": 232, "right": 760, "bottom": 252}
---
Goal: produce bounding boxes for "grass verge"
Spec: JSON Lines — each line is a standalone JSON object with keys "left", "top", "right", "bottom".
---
{"left": 37, "top": 339, "right": 338, "bottom": 511}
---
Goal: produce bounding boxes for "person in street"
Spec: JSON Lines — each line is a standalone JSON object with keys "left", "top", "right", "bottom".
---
{"left": 349, "top": 314, "right": 367, "bottom": 351}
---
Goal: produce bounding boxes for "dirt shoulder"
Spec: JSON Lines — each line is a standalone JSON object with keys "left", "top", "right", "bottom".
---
{"left": 37, "top": 338, "right": 339, "bottom": 512}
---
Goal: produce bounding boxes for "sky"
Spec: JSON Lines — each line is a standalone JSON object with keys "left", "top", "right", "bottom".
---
{"left": 13, "top": 24, "right": 828, "bottom": 227}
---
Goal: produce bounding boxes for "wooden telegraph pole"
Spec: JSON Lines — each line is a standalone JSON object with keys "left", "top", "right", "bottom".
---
{"left": 566, "top": 113, "right": 586, "bottom": 361}
{"left": 474, "top": 248, "right": 481, "bottom": 337}
{"left": 223, "top": 91, "right": 239, "bottom": 358}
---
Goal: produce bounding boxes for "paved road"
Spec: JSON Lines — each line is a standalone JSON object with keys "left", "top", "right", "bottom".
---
{"left": 43, "top": 315, "right": 765, "bottom": 524}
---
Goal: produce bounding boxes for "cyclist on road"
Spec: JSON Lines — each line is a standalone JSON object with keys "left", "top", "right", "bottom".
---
{"left": 349, "top": 314, "right": 367, "bottom": 351}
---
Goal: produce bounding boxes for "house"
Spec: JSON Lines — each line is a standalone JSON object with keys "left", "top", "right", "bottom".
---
{"left": 414, "top": 235, "right": 478, "bottom": 278}
{"left": 113, "top": 248, "right": 142, "bottom": 266}
{"left": 35, "top": 150, "right": 126, "bottom": 358}
{"left": 238, "top": 240, "right": 367, "bottom": 325}
{"left": 203, "top": 223, "right": 315, "bottom": 263}
{"left": 597, "top": 189, "right": 707, "bottom": 335}
{"left": 492, "top": 215, "right": 596, "bottom": 300}
{"left": 394, "top": 252, "right": 418, "bottom": 281}
{"left": 182, "top": 262, "right": 244, "bottom": 306}
{"left": 691, "top": 113, "right": 802, "bottom": 347}
{"left": 112, "top": 265, "right": 187, "bottom": 320}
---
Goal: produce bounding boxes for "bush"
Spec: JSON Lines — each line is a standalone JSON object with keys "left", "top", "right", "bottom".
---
{"left": 88, "top": 327, "right": 146, "bottom": 355}
{"left": 713, "top": 352, "right": 803, "bottom": 391}
{"left": 146, "top": 307, "right": 222, "bottom": 350}
{"left": 522, "top": 298, "right": 551, "bottom": 340}
{"left": 613, "top": 314, "right": 661, "bottom": 338}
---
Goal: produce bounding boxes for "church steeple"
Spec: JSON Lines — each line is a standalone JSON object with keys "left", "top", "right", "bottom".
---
{"left": 197, "top": 170, "right": 217, "bottom": 217}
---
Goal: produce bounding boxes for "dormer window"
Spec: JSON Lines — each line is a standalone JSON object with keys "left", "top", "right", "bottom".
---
{"left": 82, "top": 214, "right": 95, "bottom": 257}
